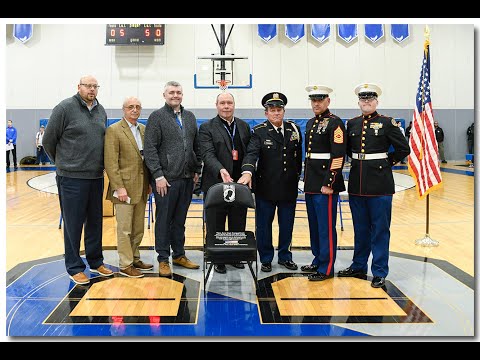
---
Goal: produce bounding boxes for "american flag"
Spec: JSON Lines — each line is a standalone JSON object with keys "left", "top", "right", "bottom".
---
{"left": 408, "top": 38, "right": 443, "bottom": 199}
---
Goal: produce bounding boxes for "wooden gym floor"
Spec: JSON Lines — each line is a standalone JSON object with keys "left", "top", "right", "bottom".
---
{"left": 5, "top": 163, "right": 475, "bottom": 337}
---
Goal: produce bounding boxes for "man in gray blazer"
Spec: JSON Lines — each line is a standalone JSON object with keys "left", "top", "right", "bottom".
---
{"left": 144, "top": 81, "right": 202, "bottom": 277}
{"left": 198, "top": 92, "right": 252, "bottom": 274}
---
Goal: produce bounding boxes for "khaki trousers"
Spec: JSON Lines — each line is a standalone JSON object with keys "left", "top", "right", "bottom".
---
{"left": 115, "top": 200, "right": 147, "bottom": 269}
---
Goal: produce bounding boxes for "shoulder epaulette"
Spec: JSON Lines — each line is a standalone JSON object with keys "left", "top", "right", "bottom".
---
{"left": 286, "top": 120, "right": 300, "bottom": 128}
{"left": 253, "top": 122, "right": 268, "bottom": 130}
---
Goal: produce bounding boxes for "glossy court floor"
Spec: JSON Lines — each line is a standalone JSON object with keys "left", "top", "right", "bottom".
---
{"left": 5, "top": 164, "right": 475, "bottom": 338}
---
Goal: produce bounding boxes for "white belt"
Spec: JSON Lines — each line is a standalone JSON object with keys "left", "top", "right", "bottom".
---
{"left": 307, "top": 153, "right": 330, "bottom": 160}
{"left": 351, "top": 152, "right": 388, "bottom": 160}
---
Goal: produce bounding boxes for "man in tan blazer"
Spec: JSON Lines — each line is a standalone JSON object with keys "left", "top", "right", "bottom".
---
{"left": 104, "top": 96, "right": 153, "bottom": 278}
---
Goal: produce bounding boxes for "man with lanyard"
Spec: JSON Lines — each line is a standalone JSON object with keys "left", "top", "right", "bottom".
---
{"left": 301, "top": 85, "right": 346, "bottom": 281}
{"left": 337, "top": 83, "right": 410, "bottom": 288}
{"left": 198, "top": 92, "right": 252, "bottom": 274}
{"left": 238, "top": 92, "right": 302, "bottom": 272}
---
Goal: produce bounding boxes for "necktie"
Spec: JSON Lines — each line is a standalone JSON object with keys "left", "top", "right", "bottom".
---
{"left": 277, "top": 127, "right": 283, "bottom": 142}
{"left": 175, "top": 113, "right": 182, "bottom": 129}
{"left": 134, "top": 126, "right": 143, "bottom": 151}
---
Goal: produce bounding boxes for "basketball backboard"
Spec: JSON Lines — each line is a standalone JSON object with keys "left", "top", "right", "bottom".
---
{"left": 194, "top": 54, "right": 252, "bottom": 89}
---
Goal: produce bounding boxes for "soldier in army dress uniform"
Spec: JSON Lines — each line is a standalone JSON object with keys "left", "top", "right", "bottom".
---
{"left": 238, "top": 92, "right": 302, "bottom": 272}
{"left": 337, "top": 83, "right": 410, "bottom": 288}
{"left": 301, "top": 85, "right": 346, "bottom": 281}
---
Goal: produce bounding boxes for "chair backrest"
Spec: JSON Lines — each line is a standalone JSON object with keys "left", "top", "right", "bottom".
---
{"left": 204, "top": 183, "right": 255, "bottom": 210}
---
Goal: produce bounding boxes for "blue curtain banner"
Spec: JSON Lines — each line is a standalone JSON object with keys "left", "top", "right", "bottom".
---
{"left": 258, "top": 24, "right": 277, "bottom": 43}
{"left": 13, "top": 24, "right": 33, "bottom": 44}
{"left": 311, "top": 24, "right": 331, "bottom": 43}
{"left": 364, "top": 24, "right": 384, "bottom": 43}
{"left": 337, "top": 24, "right": 358, "bottom": 43}
{"left": 285, "top": 24, "right": 305, "bottom": 43}
{"left": 391, "top": 24, "right": 409, "bottom": 43}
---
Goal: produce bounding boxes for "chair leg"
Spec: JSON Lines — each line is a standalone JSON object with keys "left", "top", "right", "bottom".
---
{"left": 204, "top": 262, "right": 214, "bottom": 297}
{"left": 247, "top": 261, "right": 258, "bottom": 294}
{"left": 338, "top": 196, "right": 344, "bottom": 231}
{"left": 148, "top": 201, "right": 151, "bottom": 230}
{"left": 203, "top": 260, "right": 206, "bottom": 297}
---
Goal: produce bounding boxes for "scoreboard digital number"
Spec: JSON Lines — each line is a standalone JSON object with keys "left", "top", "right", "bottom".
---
{"left": 106, "top": 24, "right": 165, "bottom": 45}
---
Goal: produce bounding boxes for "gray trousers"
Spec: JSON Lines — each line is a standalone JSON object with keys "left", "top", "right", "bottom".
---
{"left": 438, "top": 141, "right": 446, "bottom": 161}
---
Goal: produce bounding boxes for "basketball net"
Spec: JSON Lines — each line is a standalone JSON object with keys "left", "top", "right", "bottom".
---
{"left": 216, "top": 79, "right": 231, "bottom": 92}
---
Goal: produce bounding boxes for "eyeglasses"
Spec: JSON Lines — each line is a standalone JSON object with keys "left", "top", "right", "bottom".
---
{"left": 124, "top": 105, "right": 142, "bottom": 110}
{"left": 80, "top": 83, "right": 100, "bottom": 90}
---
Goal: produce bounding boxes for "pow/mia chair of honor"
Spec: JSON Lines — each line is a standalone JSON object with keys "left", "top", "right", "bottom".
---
{"left": 238, "top": 92, "right": 302, "bottom": 273}
{"left": 337, "top": 83, "right": 410, "bottom": 288}
{"left": 202, "top": 182, "right": 258, "bottom": 294}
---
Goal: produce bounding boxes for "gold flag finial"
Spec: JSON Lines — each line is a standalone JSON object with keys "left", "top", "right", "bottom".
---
{"left": 424, "top": 25, "right": 430, "bottom": 51}
{"left": 424, "top": 25, "right": 430, "bottom": 40}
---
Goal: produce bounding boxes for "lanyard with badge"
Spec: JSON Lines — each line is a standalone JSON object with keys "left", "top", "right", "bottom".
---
{"left": 223, "top": 122, "right": 238, "bottom": 160}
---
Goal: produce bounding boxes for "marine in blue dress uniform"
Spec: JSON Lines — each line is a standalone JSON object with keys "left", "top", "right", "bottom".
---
{"left": 238, "top": 92, "right": 303, "bottom": 272}
{"left": 301, "top": 85, "right": 346, "bottom": 281}
{"left": 337, "top": 83, "right": 410, "bottom": 288}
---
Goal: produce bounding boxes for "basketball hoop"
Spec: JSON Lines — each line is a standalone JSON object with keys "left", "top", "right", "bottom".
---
{"left": 216, "top": 79, "right": 231, "bottom": 91}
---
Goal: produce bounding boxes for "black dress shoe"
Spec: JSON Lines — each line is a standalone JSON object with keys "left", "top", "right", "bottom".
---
{"left": 231, "top": 262, "right": 245, "bottom": 269}
{"left": 214, "top": 264, "right": 227, "bottom": 274}
{"left": 278, "top": 260, "right": 298, "bottom": 270}
{"left": 308, "top": 272, "right": 334, "bottom": 281}
{"left": 337, "top": 266, "right": 366, "bottom": 278}
{"left": 261, "top": 263, "right": 272, "bottom": 272}
{"left": 300, "top": 264, "right": 319, "bottom": 272}
{"left": 371, "top": 276, "right": 386, "bottom": 288}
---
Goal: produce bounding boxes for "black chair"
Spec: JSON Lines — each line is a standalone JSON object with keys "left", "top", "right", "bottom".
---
{"left": 203, "top": 182, "right": 258, "bottom": 294}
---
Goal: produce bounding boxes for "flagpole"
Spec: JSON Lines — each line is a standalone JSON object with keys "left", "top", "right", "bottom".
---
{"left": 415, "top": 194, "right": 439, "bottom": 246}
{"left": 415, "top": 25, "right": 439, "bottom": 247}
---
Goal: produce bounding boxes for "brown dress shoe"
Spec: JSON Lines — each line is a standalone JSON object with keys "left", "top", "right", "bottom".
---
{"left": 90, "top": 264, "right": 114, "bottom": 277}
{"left": 69, "top": 272, "right": 90, "bottom": 285}
{"left": 172, "top": 256, "right": 200, "bottom": 269}
{"left": 133, "top": 260, "right": 154, "bottom": 271}
{"left": 120, "top": 265, "right": 144, "bottom": 278}
{"left": 159, "top": 262, "right": 172, "bottom": 277}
